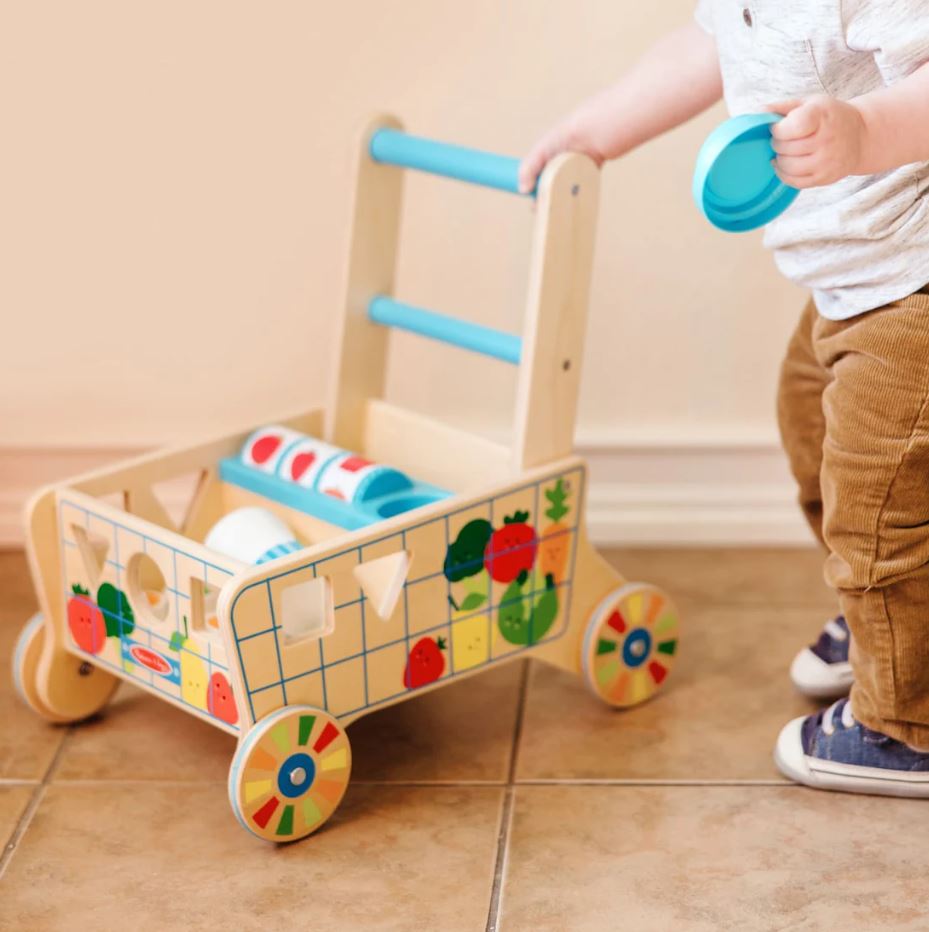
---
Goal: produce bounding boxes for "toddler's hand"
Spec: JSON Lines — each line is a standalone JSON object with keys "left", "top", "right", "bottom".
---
{"left": 518, "top": 119, "right": 605, "bottom": 194}
{"left": 767, "top": 96, "right": 868, "bottom": 189}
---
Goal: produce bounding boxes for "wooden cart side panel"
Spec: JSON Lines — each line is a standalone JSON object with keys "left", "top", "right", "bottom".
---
{"left": 528, "top": 529, "right": 625, "bottom": 673}
{"left": 220, "top": 458, "right": 598, "bottom": 729}
{"left": 54, "top": 488, "right": 246, "bottom": 735}
{"left": 24, "top": 486, "right": 121, "bottom": 718}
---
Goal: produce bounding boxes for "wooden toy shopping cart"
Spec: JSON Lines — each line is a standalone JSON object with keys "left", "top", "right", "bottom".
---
{"left": 14, "top": 116, "right": 680, "bottom": 843}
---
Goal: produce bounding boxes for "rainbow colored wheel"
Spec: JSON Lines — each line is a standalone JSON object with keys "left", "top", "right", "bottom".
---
{"left": 581, "top": 583, "right": 679, "bottom": 708}
{"left": 229, "top": 705, "right": 352, "bottom": 843}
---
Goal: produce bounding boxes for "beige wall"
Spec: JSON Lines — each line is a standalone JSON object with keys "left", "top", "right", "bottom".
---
{"left": 1, "top": 0, "right": 805, "bottom": 453}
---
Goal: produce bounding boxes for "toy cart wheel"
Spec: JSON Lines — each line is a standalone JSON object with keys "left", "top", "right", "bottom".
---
{"left": 581, "top": 582, "right": 679, "bottom": 708}
{"left": 229, "top": 705, "right": 352, "bottom": 843}
{"left": 13, "top": 614, "right": 76, "bottom": 723}
{"left": 13, "top": 613, "right": 119, "bottom": 723}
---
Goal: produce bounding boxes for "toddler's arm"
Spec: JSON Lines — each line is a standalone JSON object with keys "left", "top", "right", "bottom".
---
{"left": 769, "top": 63, "right": 929, "bottom": 188}
{"left": 518, "top": 22, "right": 722, "bottom": 193}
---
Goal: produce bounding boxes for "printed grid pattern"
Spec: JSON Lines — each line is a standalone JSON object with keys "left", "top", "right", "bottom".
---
{"left": 58, "top": 497, "right": 240, "bottom": 733}
{"left": 230, "top": 468, "right": 584, "bottom": 723}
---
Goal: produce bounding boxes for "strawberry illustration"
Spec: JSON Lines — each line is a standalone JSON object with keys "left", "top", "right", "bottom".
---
{"left": 403, "top": 636, "right": 446, "bottom": 689}
{"left": 67, "top": 584, "right": 106, "bottom": 654}
{"left": 208, "top": 671, "right": 239, "bottom": 725}
{"left": 484, "top": 511, "right": 537, "bottom": 583}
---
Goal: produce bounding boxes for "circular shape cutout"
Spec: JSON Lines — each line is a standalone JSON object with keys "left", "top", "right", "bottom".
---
{"left": 126, "top": 552, "right": 169, "bottom": 624}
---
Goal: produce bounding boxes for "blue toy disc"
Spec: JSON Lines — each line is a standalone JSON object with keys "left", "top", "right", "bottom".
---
{"left": 693, "top": 113, "right": 799, "bottom": 233}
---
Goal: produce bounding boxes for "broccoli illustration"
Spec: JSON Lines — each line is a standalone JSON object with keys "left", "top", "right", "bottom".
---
{"left": 443, "top": 518, "right": 493, "bottom": 583}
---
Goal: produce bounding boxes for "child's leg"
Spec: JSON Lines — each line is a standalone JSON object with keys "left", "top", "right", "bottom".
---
{"left": 778, "top": 301, "right": 855, "bottom": 700}
{"left": 776, "top": 299, "right": 828, "bottom": 545}
{"left": 815, "top": 292, "right": 929, "bottom": 748}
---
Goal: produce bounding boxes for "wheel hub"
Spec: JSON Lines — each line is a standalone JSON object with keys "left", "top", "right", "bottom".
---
{"left": 622, "top": 628, "right": 652, "bottom": 669}
{"left": 277, "top": 752, "right": 316, "bottom": 798}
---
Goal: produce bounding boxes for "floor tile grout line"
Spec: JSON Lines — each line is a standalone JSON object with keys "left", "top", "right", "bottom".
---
{"left": 8, "top": 777, "right": 796, "bottom": 788}
{"left": 485, "top": 786, "right": 516, "bottom": 932}
{"left": 45, "top": 778, "right": 510, "bottom": 788}
{"left": 0, "top": 725, "right": 74, "bottom": 880}
{"left": 485, "top": 659, "right": 531, "bottom": 932}
{"left": 505, "top": 660, "right": 531, "bottom": 785}
{"left": 513, "top": 778, "right": 795, "bottom": 787}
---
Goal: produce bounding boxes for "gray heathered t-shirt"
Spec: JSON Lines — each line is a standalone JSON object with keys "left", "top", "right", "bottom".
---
{"left": 695, "top": 0, "right": 929, "bottom": 319}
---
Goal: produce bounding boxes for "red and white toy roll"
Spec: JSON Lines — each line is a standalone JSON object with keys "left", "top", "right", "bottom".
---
{"left": 239, "top": 426, "right": 405, "bottom": 505}
{"left": 315, "top": 453, "right": 383, "bottom": 502}
{"left": 240, "top": 426, "right": 305, "bottom": 475}
{"left": 277, "top": 436, "right": 343, "bottom": 489}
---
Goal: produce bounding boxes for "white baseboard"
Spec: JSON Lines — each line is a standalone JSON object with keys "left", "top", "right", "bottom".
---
{"left": 0, "top": 433, "right": 813, "bottom": 548}
{"left": 574, "top": 429, "right": 814, "bottom": 546}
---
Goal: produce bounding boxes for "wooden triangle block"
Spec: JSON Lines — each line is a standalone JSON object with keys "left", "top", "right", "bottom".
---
{"left": 353, "top": 551, "right": 410, "bottom": 620}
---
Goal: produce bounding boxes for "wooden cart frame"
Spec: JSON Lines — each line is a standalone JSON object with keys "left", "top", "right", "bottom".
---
{"left": 14, "top": 116, "right": 680, "bottom": 843}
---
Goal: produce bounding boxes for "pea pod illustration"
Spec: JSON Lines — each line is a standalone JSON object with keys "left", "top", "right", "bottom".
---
{"left": 527, "top": 573, "right": 559, "bottom": 643}
{"left": 497, "top": 572, "right": 559, "bottom": 646}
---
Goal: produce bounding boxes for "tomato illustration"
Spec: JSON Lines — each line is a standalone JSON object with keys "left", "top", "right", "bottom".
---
{"left": 67, "top": 584, "right": 106, "bottom": 654}
{"left": 484, "top": 511, "right": 537, "bottom": 583}
{"left": 403, "top": 636, "right": 446, "bottom": 689}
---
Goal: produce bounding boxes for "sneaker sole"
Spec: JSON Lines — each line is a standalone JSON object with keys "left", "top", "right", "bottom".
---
{"left": 789, "top": 650, "right": 853, "bottom": 701}
{"left": 774, "top": 717, "right": 929, "bottom": 799}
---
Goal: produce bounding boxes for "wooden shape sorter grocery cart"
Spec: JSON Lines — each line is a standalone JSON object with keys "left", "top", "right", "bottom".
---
{"left": 14, "top": 115, "right": 681, "bottom": 843}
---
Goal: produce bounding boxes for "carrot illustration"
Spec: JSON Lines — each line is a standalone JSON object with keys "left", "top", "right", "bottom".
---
{"left": 539, "top": 479, "right": 571, "bottom": 583}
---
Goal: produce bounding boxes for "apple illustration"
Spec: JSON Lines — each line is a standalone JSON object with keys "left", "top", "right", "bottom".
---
{"left": 208, "top": 672, "right": 238, "bottom": 725}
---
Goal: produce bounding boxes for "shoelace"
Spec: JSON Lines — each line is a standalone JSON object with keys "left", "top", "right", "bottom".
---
{"left": 821, "top": 698, "right": 856, "bottom": 736}
{"left": 823, "top": 617, "right": 848, "bottom": 642}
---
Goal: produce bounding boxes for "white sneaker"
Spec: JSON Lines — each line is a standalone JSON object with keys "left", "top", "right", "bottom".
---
{"left": 775, "top": 698, "right": 929, "bottom": 798}
{"left": 789, "top": 615, "right": 853, "bottom": 701}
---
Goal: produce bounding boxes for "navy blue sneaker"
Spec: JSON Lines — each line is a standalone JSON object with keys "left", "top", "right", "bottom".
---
{"left": 790, "top": 615, "right": 853, "bottom": 700}
{"left": 775, "top": 698, "right": 929, "bottom": 797}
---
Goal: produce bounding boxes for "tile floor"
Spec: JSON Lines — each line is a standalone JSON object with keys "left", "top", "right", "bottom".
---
{"left": 2, "top": 547, "right": 927, "bottom": 931}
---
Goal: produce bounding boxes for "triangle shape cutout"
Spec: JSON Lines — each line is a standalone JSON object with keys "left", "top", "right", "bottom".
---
{"left": 353, "top": 551, "right": 410, "bottom": 620}
{"left": 151, "top": 470, "right": 205, "bottom": 529}
{"left": 71, "top": 524, "right": 109, "bottom": 588}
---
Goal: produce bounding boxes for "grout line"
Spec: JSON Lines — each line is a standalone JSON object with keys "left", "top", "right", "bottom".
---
{"left": 485, "top": 659, "right": 531, "bottom": 932}
{"left": 0, "top": 726, "right": 74, "bottom": 880}
{"left": 351, "top": 779, "right": 506, "bottom": 788}
{"left": 485, "top": 787, "right": 516, "bottom": 932}
{"left": 47, "top": 778, "right": 231, "bottom": 788}
{"left": 513, "top": 778, "right": 795, "bottom": 787}
{"left": 505, "top": 660, "right": 531, "bottom": 785}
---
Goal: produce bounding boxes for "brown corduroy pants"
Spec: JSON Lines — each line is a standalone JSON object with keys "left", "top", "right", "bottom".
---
{"left": 778, "top": 289, "right": 929, "bottom": 748}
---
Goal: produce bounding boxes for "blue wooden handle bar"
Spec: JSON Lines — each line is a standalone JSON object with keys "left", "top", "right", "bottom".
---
{"left": 368, "top": 296, "right": 522, "bottom": 364}
{"left": 369, "top": 128, "right": 530, "bottom": 195}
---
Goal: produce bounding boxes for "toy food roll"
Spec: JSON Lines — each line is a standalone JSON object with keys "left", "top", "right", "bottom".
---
{"left": 205, "top": 507, "right": 302, "bottom": 565}
{"left": 240, "top": 426, "right": 412, "bottom": 505}
{"left": 240, "top": 426, "right": 306, "bottom": 475}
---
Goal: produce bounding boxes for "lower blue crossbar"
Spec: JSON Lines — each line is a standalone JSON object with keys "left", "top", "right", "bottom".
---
{"left": 368, "top": 296, "right": 522, "bottom": 364}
